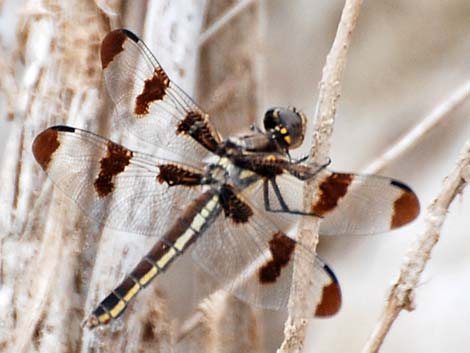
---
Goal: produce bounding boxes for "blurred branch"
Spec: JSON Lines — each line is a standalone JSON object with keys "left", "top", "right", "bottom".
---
{"left": 277, "top": 1, "right": 363, "bottom": 352}
{"left": 177, "top": 1, "right": 263, "bottom": 351}
{"left": 361, "top": 141, "right": 470, "bottom": 353}
{"left": 1, "top": 1, "right": 205, "bottom": 352}
{"left": 198, "top": 0, "right": 257, "bottom": 47}
{"left": 363, "top": 81, "right": 470, "bottom": 175}
{"left": 1, "top": 2, "right": 111, "bottom": 352}
{"left": 177, "top": 292, "right": 261, "bottom": 353}
{"left": 0, "top": 49, "right": 18, "bottom": 120}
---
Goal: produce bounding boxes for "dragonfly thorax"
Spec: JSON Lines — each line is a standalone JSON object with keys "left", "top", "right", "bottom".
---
{"left": 203, "top": 156, "right": 258, "bottom": 191}
{"left": 203, "top": 157, "right": 233, "bottom": 185}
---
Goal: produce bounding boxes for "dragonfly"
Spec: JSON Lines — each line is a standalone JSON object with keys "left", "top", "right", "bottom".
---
{"left": 32, "top": 29, "right": 420, "bottom": 329}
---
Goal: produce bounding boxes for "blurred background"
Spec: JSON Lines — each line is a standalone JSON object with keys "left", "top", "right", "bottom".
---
{"left": 0, "top": 1, "right": 469, "bottom": 352}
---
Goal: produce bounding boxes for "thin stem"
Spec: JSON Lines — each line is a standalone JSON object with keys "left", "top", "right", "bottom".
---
{"left": 363, "top": 81, "right": 470, "bottom": 175}
{"left": 361, "top": 141, "right": 470, "bottom": 353}
{"left": 198, "top": 0, "right": 257, "bottom": 46}
{"left": 278, "top": 1, "right": 363, "bottom": 352}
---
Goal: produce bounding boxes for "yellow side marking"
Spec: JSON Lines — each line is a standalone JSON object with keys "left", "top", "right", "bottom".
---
{"left": 240, "top": 169, "right": 255, "bottom": 179}
{"left": 208, "top": 195, "right": 219, "bottom": 208}
{"left": 284, "top": 135, "right": 292, "bottom": 145}
{"left": 266, "top": 155, "right": 276, "bottom": 162}
{"left": 204, "top": 197, "right": 219, "bottom": 215}
{"left": 139, "top": 266, "right": 158, "bottom": 286}
{"left": 280, "top": 127, "right": 288, "bottom": 135}
{"left": 174, "top": 228, "right": 195, "bottom": 251}
{"left": 191, "top": 214, "right": 206, "bottom": 232}
{"left": 97, "top": 312, "right": 111, "bottom": 324}
{"left": 157, "top": 248, "right": 177, "bottom": 269}
{"left": 110, "top": 300, "right": 126, "bottom": 318}
{"left": 174, "top": 195, "right": 219, "bottom": 252}
{"left": 200, "top": 208, "right": 210, "bottom": 218}
{"left": 218, "top": 157, "right": 229, "bottom": 167}
{"left": 123, "top": 284, "right": 140, "bottom": 302}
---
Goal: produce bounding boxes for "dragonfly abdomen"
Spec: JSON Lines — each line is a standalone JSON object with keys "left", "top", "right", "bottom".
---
{"left": 85, "top": 190, "right": 221, "bottom": 328}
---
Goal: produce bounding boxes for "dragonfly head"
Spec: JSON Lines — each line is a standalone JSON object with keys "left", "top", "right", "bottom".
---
{"left": 263, "top": 107, "right": 306, "bottom": 151}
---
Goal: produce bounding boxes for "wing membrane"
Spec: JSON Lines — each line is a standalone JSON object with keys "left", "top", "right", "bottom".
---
{"left": 313, "top": 171, "right": 420, "bottom": 235}
{"left": 240, "top": 167, "right": 419, "bottom": 236}
{"left": 100, "top": 29, "right": 222, "bottom": 161}
{"left": 32, "top": 126, "right": 203, "bottom": 236}
{"left": 192, "top": 187, "right": 341, "bottom": 315}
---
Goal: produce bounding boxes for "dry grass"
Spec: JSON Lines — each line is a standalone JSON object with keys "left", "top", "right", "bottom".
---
{"left": 0, "top": 1, "right": 468, "bottom": 352}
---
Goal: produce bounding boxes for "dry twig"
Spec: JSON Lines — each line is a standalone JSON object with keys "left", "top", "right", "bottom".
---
{"left": 363, "top": 81, "right": 470, "bottom": 175}
{"left": 277, "top": 0, "right": 363, "bottom": 351}
{"left": 178, "top": 1, "right": 263, "bottom": 351}
{"left": 0, "top": 1, "right": 205, "bottom": 352}
{"left": 361, "top": 141, "right": 470, "bottom": 353}
{"left": 198, "top": 0, "right": 257, "bottom": 46}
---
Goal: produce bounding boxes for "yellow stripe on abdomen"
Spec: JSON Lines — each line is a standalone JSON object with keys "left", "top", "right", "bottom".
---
{"left": 139, "top": 265, "right": 159, "bottom": 286}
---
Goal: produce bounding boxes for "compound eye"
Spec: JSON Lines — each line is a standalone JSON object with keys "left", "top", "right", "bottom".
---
{"left": 263, "top": 108, "right": 280, "bottom": 131}
{"left": 263, "top": 107, "right": 306, "bottom": 150}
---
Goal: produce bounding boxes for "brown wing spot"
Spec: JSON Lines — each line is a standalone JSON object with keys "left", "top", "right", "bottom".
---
{"left": 94, "top": 142, "right": 133, "bottom": 198}
{"left": 32, "top": 128, "right": 61, "bottom": 171}
{"left": 311, "top": 173, "right": 353, "bottom": 216}
{"left": 391, "top": 190, "right": 420, "bottom": 228}
{"left": 135, "top": 67, "right": 170, "bottom": 115}
{"left": 176, "top": 111, "right": 220, "bottom": 152}
{"left": 220, "top": 184, "right": 254, "bottom": 223}
{"left": 315, "top": 281, "right": 342, "bottom": 316}
{"left": 259, "top": 232, "right": 296, "bottom": 284}
{"left": 157, "top": 164, "right": 203, "bottom": 186}
{"left": 314, "top": 263, "right": 342, "bottom": 317}
{"left": 100, "top": 29, "right": 128, "bottom": 69}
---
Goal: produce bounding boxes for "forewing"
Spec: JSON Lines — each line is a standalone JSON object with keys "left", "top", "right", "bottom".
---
{"left": 100, "top": 29, "right": 222, "bottom": 161}
{"left": 236, "top": 167, "right": 419, "bottom": 236}
{"left": 312, "top": 171, "right": 420, "bottom": 235}
{"left": 192, "top": 187, "right": 341, "bottom": 316}
{"left": 32, "top": 126, "right": 202, "bottom": 236}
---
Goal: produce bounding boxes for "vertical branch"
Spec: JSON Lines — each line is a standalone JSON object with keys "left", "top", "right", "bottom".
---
{"left": 177, "top": 1, "right": 264, "bottom": 352}
{"left": 178, "top": 292, "right": 261, "bottom": 353}
{"left": 83, "top": 1, "right": 207, "bottom": 352}
{"left": 361, "top": 141, "right": 470, "bottom": 353}
{"left": 278, "top": 1, "right": 363, "bottom": 352}
{"left": 1, "top": 2, "right": 110, "bottom": 353}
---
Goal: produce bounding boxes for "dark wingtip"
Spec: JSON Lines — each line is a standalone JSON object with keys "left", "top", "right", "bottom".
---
{"left": 322, "top": 262, "right": 339, "bottom": 285}
{"left": 390, "top": 180, "right": 420, "bottom": 229}
{"left": 314, "top": 262, "right": 342, "bottom": 317}
{"left": 50, "top": 125, "right": 76, "bottom": 133}
{"left": 32, "top": 128, "right": 60, "bottom": 170}
{"left": 101, "top": 29, "right": 134, "bottom": 69}
{"left": 121, "top": 28, "right": 140, "bottom": 42}
{"left": 390, "top": 179, "right": 413, "bottom": 193}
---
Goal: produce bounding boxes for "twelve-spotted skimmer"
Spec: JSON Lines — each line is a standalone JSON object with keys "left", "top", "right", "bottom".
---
{"left": 32, "top": 29, "right": 420, "bottom": 329}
